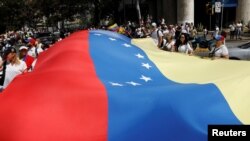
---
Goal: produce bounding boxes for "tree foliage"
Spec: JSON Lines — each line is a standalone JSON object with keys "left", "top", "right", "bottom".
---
{"left": 0, "top": 0, "right": 122, "bottom": 33}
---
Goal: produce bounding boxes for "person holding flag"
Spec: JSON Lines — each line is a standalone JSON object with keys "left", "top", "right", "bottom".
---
{"left": 0, "top": 47, "right": 27, "bottom": 91}
{"left": 19, "top": 46, "right": 35, "bottom": 71}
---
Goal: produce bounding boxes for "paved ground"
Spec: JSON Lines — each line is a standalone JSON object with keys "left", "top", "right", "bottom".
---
{"left": 197, "top": 31, "right": 250, "bottom": 48}
{"left": 227, "top": 40, "right": 249, "bottom": 48}
{"left": 194, "top": 33, "right": 250, "bottom": 58}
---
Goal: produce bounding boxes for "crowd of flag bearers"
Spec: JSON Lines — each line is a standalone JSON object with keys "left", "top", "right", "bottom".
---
{"left": 106, "top": 17, "right": 229, "bottom": 59}
{"left": 0, "top": 29, "right": 66, "bottom": 91}
{"left": 0, "top": 19, "right": 230, "bottom": 91}
{"left": 149, "top": 22, "right": 229, "bottom": 58}
{"left": 0, "top": 37, "right": 44, "bottom": 91}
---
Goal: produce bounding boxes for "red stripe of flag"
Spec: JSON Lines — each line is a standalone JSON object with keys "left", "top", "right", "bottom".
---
{"left": 0, "top": 31, "right": 108, "bottom": 141}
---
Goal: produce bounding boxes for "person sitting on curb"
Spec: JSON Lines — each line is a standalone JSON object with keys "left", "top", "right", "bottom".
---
{"left": 209, "top": 35, "right": 229, "bottom": 59}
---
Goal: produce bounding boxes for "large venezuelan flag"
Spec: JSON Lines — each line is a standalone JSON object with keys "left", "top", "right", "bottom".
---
{"left": 0, "top": 30, "right": 249, "bottom": 141}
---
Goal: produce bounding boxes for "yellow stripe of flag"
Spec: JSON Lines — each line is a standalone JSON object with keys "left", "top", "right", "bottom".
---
{"left": 132, "top": 38, "right": 250, "bottom": 124}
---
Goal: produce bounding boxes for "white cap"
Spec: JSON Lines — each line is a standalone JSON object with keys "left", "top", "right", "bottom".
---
{"left": 19, "top": 46, "right": 28, "bottom": 50}
{"left": 152, "top": 22, "right": 157, "bottom": 27}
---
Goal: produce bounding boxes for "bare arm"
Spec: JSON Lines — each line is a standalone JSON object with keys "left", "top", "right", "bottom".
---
{"left": 158, "top": 36, "right": 163, "bottom": 48}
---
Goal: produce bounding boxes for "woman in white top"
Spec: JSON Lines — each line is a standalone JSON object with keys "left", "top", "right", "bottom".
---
{"left": 175, "top": 33, "right": 193, "bottom": 55}
{"left": 236, "top": 21, "right": 242, "bottom": 40}
{"left": 162, "top": 34, "right": 175, "bottom": 52}
{"left": 1, "top": 47, "right": 27, "bottom": 89}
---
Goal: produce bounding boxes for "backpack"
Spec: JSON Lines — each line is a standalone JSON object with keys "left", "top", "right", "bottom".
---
{"left": 157, "top": 29, "right": 164, "bottom": 47}
{"left": 209, "top": 47, "right": 220, "bottom": 57}
{"left": 0, "top": 61, "right": 7, "bottom": 86}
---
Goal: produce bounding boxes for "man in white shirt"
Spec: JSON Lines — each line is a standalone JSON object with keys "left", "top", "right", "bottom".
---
{"left": 229, "top": 23, "right": 235, "bottom": 40}
{"left": 209, "top": 35, "right": 229, "bottom": 59}
{"left": 151, "top": 23, "right": 164, "bottom": 48}
{"left": 27, "top": 38, "right": 43, "bottom": 58}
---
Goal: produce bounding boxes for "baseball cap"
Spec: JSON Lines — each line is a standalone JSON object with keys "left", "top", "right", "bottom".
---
{"left": 215, "top": 35, "right": 225, "bottom": 41}
{"left": 152, "top": 22, "right": 157, "bottom": 27}
{"left": 19, "top": 46, "right": 28, "bottom": 51}
{"left": 29, "top": 38, "right": 36, "bottom": 46}
{"left": 3, "top": 47, "right": 16, "bottom": 59}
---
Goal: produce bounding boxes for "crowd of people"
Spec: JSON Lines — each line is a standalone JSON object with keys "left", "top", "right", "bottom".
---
{"left": 150, "top": 22, "right": 228, "bottom": 58}
{"left": 0, "top": 29, "right": 68, "bottom": 91}
{"left": 103, "top": 17, "right": 229, "bottom": 58}
{"left": 0, "top": 17, "right": 233, "bottom": 91}
{"left": 229, "top": 20, "right": 244, "bottom": 40}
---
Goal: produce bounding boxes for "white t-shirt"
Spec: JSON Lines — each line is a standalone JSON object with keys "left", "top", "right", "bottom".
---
{"left": 211, "top": 45, "right": 229, "bottom": 58}
{"left": 28, "top": 46, "right": 43, "bottom": 58}
{"left": 185, "top": 25, "right": 190, "bottom": 34}
{"left": 3, "top": 60, "right": 27, "bottom": 89}
{"left": 161, "top": 19, "right": 165, "bottom": 25}
{"left": 215, "top": 27, "right": 220, "bottom": 36}
{"left": 163, "top": 29, "right": 169, "bottom": 35}
{"left": 178, "top": 43, "right": 193, "bottom": 54}
{"left": 216, "top": 27, "right": 219, "bottom": 31}
{"left": 229, "top": 25, "right": 235, "bottom": 31}
{"left": 203, "top": 28, "right": 208, "bottom": 34}
{"left": 164, "top": 40, "right": 176, "bottom": 51}
{"left": 151, "top": 29, "right": 164, "bottom": 45}
{"left": 236, "top": 23, "right": 242, "bottom": 30}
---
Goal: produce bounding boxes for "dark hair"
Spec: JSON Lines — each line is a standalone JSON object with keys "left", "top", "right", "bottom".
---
{"left": 2, "top": 47, "right": 16, "bottom": 60}
{"left": 221, "top": 30, "right": 227, "bottom": 38}
{"left": 175, "top": 33, "right": 189, "bottom": 51}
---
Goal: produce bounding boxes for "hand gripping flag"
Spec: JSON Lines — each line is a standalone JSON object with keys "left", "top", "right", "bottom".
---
{"left": 0, "top": 30, "right": 249, "bottom": 141}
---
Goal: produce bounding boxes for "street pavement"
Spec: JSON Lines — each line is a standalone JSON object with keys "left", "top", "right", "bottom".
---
{"left": 226, "top": 37, "right": 250, "bottom": 48}
{"left": 224, "top": 31, "right": 250, "bottom": 47}
{"left": 197, "top": 31, "right": 250, "bottom": 48}
{"left": 194, "top": 33, "right": 250, "bottom": 59}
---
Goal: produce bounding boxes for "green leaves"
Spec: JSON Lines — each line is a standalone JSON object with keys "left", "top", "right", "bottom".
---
{"left": 0, "top": 0, "right": 122, "bottom": 33}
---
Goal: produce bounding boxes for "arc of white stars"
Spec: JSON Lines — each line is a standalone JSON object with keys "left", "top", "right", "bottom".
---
{"left": 110, "top": 82, "right": 123, "bottom": 87}
{"left": 123, "top": 43, "right": 132, "bottom": 48}
{"left": 135, "top": 53, "right": 145, "bottom": 59}
{"left": 109, "top": 38, "right": 117, "bottom": 41}
{"left": 140, "top": 75, "right": 152, "bottom": 82}
{"left": 142, "top": 63, "right": 152, "bottom": 70}
{"left": 126, "top": 81, "right": 141, "bottom": 86}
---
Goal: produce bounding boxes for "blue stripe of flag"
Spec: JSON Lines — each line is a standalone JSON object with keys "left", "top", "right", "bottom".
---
{"left": 89, "top": 30, "right": 241, "bottom": 141}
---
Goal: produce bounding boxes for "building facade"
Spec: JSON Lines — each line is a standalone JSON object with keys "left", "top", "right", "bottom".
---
{"left": 121, "top": 0, "right": 250, "bottom": 28}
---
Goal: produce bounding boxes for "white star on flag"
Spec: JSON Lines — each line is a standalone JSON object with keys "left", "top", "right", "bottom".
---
{"left": 140, "top": 75, "right": 152, "bottom": 82}
{"left": 110, "top": 82, "right": 123, "bottom": 86}
{"left": 123, "top": 43, "right": 132, "bottom": 48}
{"left": 94, "top": 33, "right": 102, "bottom": 36}
{"left": 135, "top": 53, "right": 145, "bottom": 59}
{"left": 142, "top": 63, "right": 152, "bottom": 69}
{"left": 126, "top": 81, "right": 141, "bottom": 86}
{"left": 109, "top": 38, "right": 117, "bottom": 41}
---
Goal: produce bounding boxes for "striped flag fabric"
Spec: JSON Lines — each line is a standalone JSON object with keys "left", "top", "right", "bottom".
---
{"left": 0, "top": 30, "right": 249, "bottom": 141}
